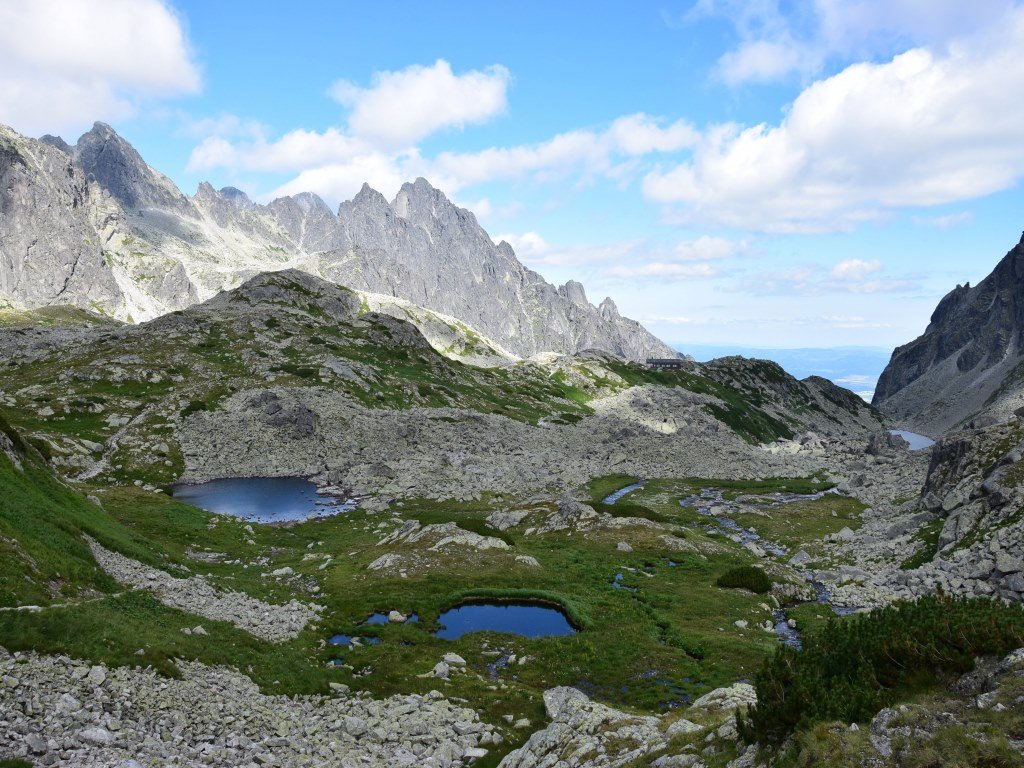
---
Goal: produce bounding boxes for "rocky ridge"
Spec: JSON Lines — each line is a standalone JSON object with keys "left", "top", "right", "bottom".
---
{"left": 1, "top": 121, "right": 676, "bottom": 362}
{"left": 874, "top": 232, "right": 1024, "bottom": 434}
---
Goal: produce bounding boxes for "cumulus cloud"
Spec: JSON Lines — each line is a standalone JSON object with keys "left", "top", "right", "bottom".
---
{"left": 645, "top": 9, "right": 1024, "bottom": 231}
{"left": 0, "top": 0, "right": 200, "bottom": 135}
{"left": 327, "top": 60, "right": 511, "bottom": 148}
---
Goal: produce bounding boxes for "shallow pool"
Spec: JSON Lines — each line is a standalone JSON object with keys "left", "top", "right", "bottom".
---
{"left": 172, "top": 476, "right": 355, "bottom": 523}
{"left": 434, "top": 601, "right": 577, "bottom": 640}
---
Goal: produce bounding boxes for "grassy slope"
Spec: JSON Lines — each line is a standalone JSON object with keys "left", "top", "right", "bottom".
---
{"left": 0, "top": 442, "right": 847, "bottom": 721}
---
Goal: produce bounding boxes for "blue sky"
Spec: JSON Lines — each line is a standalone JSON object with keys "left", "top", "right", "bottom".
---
{"left": 2, "top": 0, "right": 1023, "bottom": 351}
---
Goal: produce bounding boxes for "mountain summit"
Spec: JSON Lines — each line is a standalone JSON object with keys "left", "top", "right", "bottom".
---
{"left": 0, "top": 122, "right": 677, "bottom": 362}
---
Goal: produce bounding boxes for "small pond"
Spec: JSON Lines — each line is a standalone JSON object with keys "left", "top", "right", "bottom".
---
{"left": 889, "top": 429, "right": 936, "bottom": 451}
{"left": 172, "top": 477, "right": 355, "bottom": 523}
{"left": 434, "top": 601, "right": 577, "bottom": 640}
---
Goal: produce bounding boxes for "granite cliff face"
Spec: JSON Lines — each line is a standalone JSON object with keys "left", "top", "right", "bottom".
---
{"left": 0, "top": 122, "right": 677, "bottom": 362}
{"left": 873, "top": 233, "right": 1024, "bottom": 435}
{"left": 0, "top": 125, "right": 125, "bottom": 314}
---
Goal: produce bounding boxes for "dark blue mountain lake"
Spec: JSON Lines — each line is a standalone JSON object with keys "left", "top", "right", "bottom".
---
{"left": 889, "top": 430, "right": 935, "bottom": 451}
{"left": 172, "top": 477, "right": 355, "bottom": 522}
{"left": 434, "top": 601, "right": 577, "bottom": 640}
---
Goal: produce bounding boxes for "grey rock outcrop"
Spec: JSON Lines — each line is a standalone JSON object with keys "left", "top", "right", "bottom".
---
{"left": 0, "top": 122, "right": 677, "bottom": 362}
{"left": 874, "top": 232, "right": 1024, "bottom": 434}
{"left": 0, "top": 125, "right": 124, "bottom": 314}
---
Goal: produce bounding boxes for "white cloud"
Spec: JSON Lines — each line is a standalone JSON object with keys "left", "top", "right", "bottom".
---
{"left": 328, "top": 60, "right": 510, "bottom": 148}
{"left": 639, "top": 315, "right": 697, "bottom": 325}
{"left": 831, "top": 258, "right": 881, "bottom": 280}
{"left": 269, "top": 155, "right": 413, "bottom": 207}
{"left": 0, "top": 0, "right": 200, "bottom": 135}
{"left": 607, "top": 114, "right": 699, "bottom": 155}
{"left": 718, "top": 39, "right": 813, "bottom": 85}
{"left": 605, "top": 262, "right": 719, "bottom": 279}
{"left": 914, "top": 211, "right": 973, "bottom": 229}
{"left": 645, "top": 9, "right": 1024, "bottom": 231}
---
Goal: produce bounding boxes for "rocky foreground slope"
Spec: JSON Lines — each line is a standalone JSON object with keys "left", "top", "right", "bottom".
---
{"left": 874, "top": 232, "right": 1024, "bottom": 435}
{"left": 0, "top": 121, "right": 675, "bottom": 362}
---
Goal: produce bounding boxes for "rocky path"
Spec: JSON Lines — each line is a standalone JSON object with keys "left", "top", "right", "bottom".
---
{"left": 88, "top": 540, "right": 321, "bottom": 643}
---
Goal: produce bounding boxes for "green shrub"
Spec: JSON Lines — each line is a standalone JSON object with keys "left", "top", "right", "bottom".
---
{"left": 738, "top": 595, "right": 1024, "bottom": 746}
{"left": 27, "top": 436, "right": 53, "bottom": 461}
{"left": 270, "top": 363, "right": 318, "bottom": 380}
{"left": 0, "top": 411, "right": 26, "bottom": 453}
{"left": 716, "top": 565, "right": 772, "bottom": 593}
{"left": 180, "top": 400, "right": 209, "bottom": 418}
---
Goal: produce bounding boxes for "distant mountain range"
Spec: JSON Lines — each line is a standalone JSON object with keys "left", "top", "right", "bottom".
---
{"left": 0, "top": 121, "right": 676, "bottom": 362}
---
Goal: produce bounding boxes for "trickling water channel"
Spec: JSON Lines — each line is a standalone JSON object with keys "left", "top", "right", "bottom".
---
{"left": 602, "top": 481, "right": 645, "bottom": 504}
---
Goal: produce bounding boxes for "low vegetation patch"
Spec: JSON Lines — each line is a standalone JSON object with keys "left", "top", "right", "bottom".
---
{"left": 739, "top": 595, "right": 1024, "bottom": 746}
{"left": 900, "top": 517, "right": 945, "bottom": 570}
{"left": 716, "top": 566, "right": 772, "bottom": 594}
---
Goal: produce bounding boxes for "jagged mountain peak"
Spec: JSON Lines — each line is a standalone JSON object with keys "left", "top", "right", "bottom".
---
{"left": 291, "top": 190, "right": 329, "bottom": 215}
{"left": 346, "top": 181, "right": 390, "bottom": 214}
{"left": 38, "top": 134, "right": 71, "bottom": 154}
{"left": 74, "top": 121, "right": 191, "bottom": 214}
{"left": 599, "top": 297, "right": 620, "bottom": 320}
{"left": 219, "top": 186, "right": 254, "bottom": 210}
{"left": 560, "top": 280, "right": 589, "bottom": 306}
{"left": 391, "top": 176, "right": 480, "bottom": 231}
